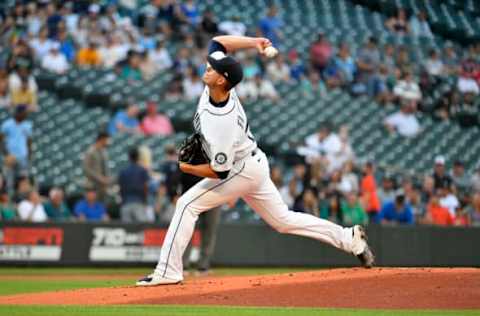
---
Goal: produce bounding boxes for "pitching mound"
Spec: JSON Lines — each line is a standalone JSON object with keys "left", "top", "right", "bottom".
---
{"left": 1, "top": 268, "right": 479, "bottom": 309}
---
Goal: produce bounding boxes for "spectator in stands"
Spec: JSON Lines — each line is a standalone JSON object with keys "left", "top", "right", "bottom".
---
{"left": 297, "top": 188, "right": 320, "bottom": 217}
{"left": 384, "top": 102, "right": 420, "bottom": 137}
{"left": 457, "top": 57, "right": 479, "bottom": 95}
{"left": 325, "top": 42, "right": 356, "bottom": 89}
{"left": 377, "top": 194, "right": 414, "bottom": 225}
{"left": 183, "top": 67, "right": 204, "bottom": 100}
{"left": 287, "top": 49, "right": 305, "bottom": 82}
{"left": 99, "top": 35, "right": 128, "bottom": 69}
{"left": 422, "top": 192, "right": 455, "bottom": 226}
{"left": 259, "top": 5, "right": 283, "bottom": 47}
{"left": 118, "top": 148, "right": 150, "bottom": 222}
{"left": 173, "top": 47, "right": 192, "bottom": 76}
{"left": 395, "top": 46, "right": 412, "bottom": 73}
{"left": 108, "top": 104, "right": 141, "bottom": 135}
{"left": 355, "top": 37, "right": 381, "bottom": 96}
{"left": 139, "top": 51, "right": 156, "bottom": 81}
{"left": 30, "top": 26, "right": 55, "bottom": 61}
{"left": 199, "top": 9, "right": 219, "bottom": 37}
{"left": 155, "top": 183, "right": 176, "bottom": 223}
{"left": 18, "top": 190, "right": 47, "bottom": 222}
{"left": 300, "top": 123, "right": 341, "bottom": 168}
{"left": 432, "top": 156, "right": 452, "bottom": 189}
{"left": 41, "top": 43, "right": 69, "bottom": 74}
{"left": 141, "top": 101, "right": 174, "bottom": 136}
{"left": 0, "top": 106, "right": 32, "bottom": 175}
{"left": 76, "top": 41, "right": 101, "bottom": 67}
{"left": 237, "top": 74, "right": 279, "bottom": 102}
{"left": 83, "top": 131, "right": 111, "bottom": 204}
{"left": 74, "top": 188, "right": 109, "bottom": 222}
{"left": 468, "top": 192, "right": 480, "bottom": 226}
{"left": 309, "top": 33, "right": 332, "bottom": 76}
{"left": 159, "top": 144, "right": 181, "bottom": 201}
{"left": 339, "top": 160, "right": 359, "bottom": 194}
{"left": 360, "top": 162, "right": 381, "bottom": 222}
{"left": 471, "top": 168, "right": 480, "bottom": 193}
{"left": 43, "top": 187, "right": 72, "bottom": 221}
{"left": 341, "top": 192, "right": 368, "bottom": 226}
{"left": 377, "top": 176, "right": 397, "bottom": 206}
{"left": 121, "top": 51, "right": 143, "bottom": 82}
{"left": 424, "top": 49, "right": 444, "bottom": 78}
{"left": 0, "top": 76, "right": 9, "bottom": 109}
{"left": 10, "top": 76, "right": 38, "bottom": 112}
{"left": 402, "top": 178, "right": 423, "bottom": 220}
{"left": 219, "top": 15, "right": 246, "bottom": 36}
{"left": 393, "top": 71, "right": 422, "bottom": 105}
{"left": 266, "top": 54, "right": 290, "bottom": 83}
{"left": 8, "top": 62, "right": 37, "bottom": 107}
{"left": 300, "top": 71, "right": 327, "bottom": 97}
{"left": 438, "top": 184, "right": 459, "bottom": 217}
{"left": 451, "top": 161, "right": 471, "bottom": 196}
{"left": 0, "top": 191, "right": 16, "bottom": 221}
{"left": 180, "top": 0, "right": 200, "bottom": 26}
{"left": 409, "top": 10, "right": 433, "bottom": 38}
{"left": 57, "top": 28, "right": 76, "bottom": 63}
{"left": 382, "top": 43, "right": 397, "bottom": 76}
{"left": 442, "top": 44, "right": 459, "bottom": 76}
{"left": 7, "top": 39, "right": 34, "bottom": 73}
{"left": 385, "top": 8, "right": 409, "bottom": 35}
{"left": 149, "top": 41, "right": 173, "bottom": 73}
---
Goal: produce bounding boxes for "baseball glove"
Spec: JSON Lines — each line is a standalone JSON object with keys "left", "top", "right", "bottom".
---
{"left": 178, "top": 133, "right": 209, "bottom": 165}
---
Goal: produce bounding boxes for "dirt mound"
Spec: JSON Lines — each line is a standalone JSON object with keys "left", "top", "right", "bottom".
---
{"left": 1, "top": 268, "right": 479, "bottom": 309}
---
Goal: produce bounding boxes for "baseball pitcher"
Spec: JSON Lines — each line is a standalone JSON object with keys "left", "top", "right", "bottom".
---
{"left": 137, "top": 35, "right": 374, "bottom": 286}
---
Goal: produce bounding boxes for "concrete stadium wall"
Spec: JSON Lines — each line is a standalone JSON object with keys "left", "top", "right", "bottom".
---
{"left": 0, "top": 222, "right": 478, "bottom": 267}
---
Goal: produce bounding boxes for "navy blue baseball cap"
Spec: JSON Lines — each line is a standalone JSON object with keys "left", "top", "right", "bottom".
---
{"left": 207, "top": 51, "right": 243, "bottom": 89}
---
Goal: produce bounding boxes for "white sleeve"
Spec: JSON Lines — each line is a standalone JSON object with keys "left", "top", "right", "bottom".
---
{"left": 385, "top": 113, "right": 400, "bottom": 127}
{"left": 17, "top": 201, "right": 30, "bottom": 220}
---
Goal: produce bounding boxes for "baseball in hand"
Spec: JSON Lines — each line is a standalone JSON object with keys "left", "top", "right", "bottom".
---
{"left": 264, "top": 46, "right": 278, "bottom": 58}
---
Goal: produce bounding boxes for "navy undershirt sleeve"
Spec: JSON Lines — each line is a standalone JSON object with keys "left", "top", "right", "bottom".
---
{"left": 208, "top": 40, "right": 227, "bottom": 54}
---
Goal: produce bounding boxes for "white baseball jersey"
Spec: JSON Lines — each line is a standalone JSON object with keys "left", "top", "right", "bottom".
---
{"left": 193, "top": 87, "right": 256, "bottom": 173}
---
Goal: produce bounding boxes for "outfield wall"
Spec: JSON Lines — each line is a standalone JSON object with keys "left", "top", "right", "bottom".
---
{"left": 0, "top": 222, "right": 478, "bottom": 267}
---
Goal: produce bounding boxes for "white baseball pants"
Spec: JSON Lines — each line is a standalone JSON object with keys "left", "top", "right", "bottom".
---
{"left": 154, "top": 149, "right": 355, "bottom": 280}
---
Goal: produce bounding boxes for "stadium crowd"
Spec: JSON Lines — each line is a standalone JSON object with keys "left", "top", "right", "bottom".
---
{"left": 0, "top": 1, "right": 479, "bottom": 227}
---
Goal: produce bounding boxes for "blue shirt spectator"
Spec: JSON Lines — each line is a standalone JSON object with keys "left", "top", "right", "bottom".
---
{"left": 108, "top": 105, "right": 140, "bottom": 135}
{"left": 376, "top": 196, "right": 414, "bottom": 225}
{"left": 259, "top": 6, "right": 283, "bottom": 47}
{"left": 1, "top": 107, "right": 32, "bottom": 168}
{"left": 119, "top": 148, "right": 149, "bottom": 204}
{"left": 181, "top": 0, "right": 200, "bottom": 25}
{"left": 58, "top": 30, "right": 76, "bottom": 62}
{"left": 74, "top": 189, "right": 108, "bottom": 221}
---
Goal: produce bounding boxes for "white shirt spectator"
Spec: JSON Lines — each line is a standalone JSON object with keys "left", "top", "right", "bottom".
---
{"left": 219, "top": 20, "right": 247, "bottom": 36}
{"left": 237, "top": 78, "right": 278, "bottom": 101}
{"left": 384, "top": 111, "right": 420, "bottom": 137}
{"left": 18, "top": 200, "right": 47, "bottom": 222}
{"left": 439, "top": 193, "right": 459, "bottom": 216}
{"left": 182, "top": 77, "right": 204, "bottom": 100}
{"left": 8, "top": 72, "right": 38, "bottom": 93}
{"left": 266, "top": 60, "right": 290, "bottom": 83}
{"left": 30, "top": 38, "right": 55, "bottom": 61}
{"left": 42, "top": 50, "right": 69, "bottom": 74}
{"left": 99, "top": 43, "right": 129, "bottom": 68}
{"left": 424, "top": 58, "right": 444, "bottom": 76}
{"left": 457, "top": 77, "right": 479, "bottom": 94}
{"left": 393, "top": 79, "right": 422, "bottom": 101}
{"left": 149, "top": 47, "right": 173, "bottom": 72}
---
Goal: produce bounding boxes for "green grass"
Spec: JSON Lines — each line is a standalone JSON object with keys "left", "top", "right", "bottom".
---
{"left": 0, "top": 279, "right": 131, "bottom": 296}
{"left": 0, "top": 267, "right": 311, "bottom": 277}
{"left": 0, "top": 305, "right": 478, "bottom": 316}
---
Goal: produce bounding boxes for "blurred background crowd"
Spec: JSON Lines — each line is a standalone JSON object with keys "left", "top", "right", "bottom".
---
{"left": 0, "top": 0, "right": 479, "bottom": 227}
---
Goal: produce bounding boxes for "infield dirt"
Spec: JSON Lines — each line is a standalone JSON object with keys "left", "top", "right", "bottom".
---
{"left": 0, "top": 268, "right": 479, "bottom": 309}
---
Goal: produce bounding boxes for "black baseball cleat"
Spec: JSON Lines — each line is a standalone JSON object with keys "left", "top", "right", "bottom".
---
{"left": 352, "top": 225, "right": 375, "bottom": 268}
